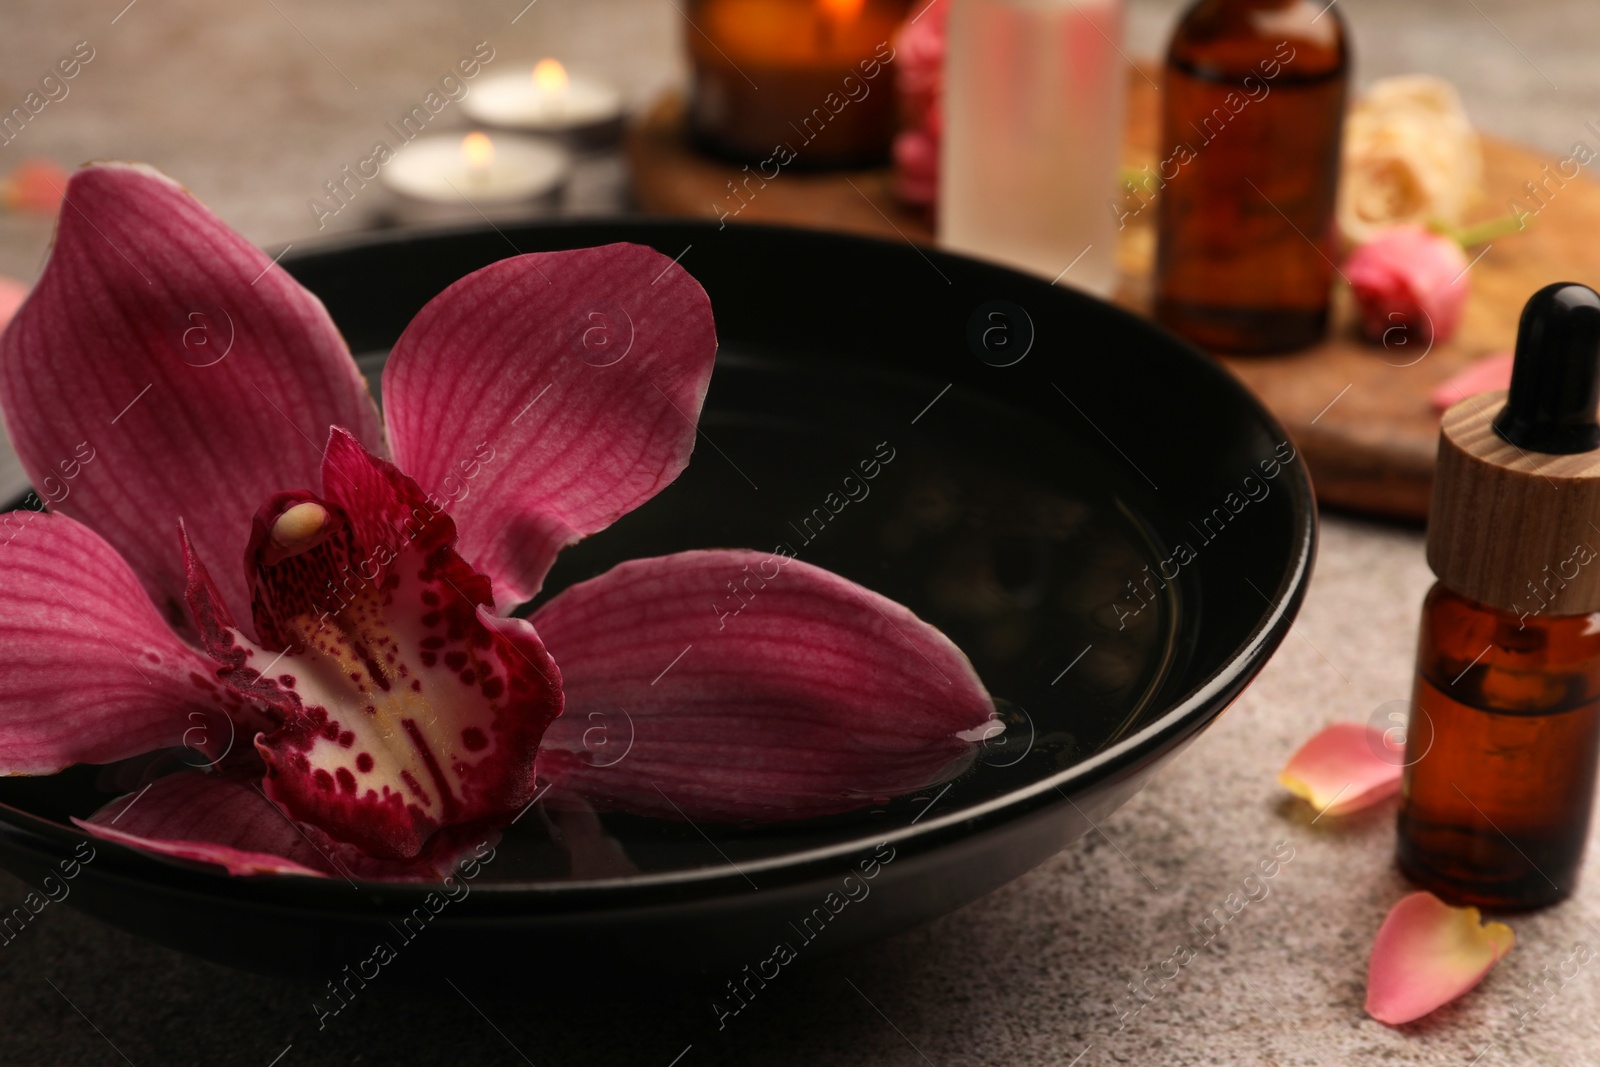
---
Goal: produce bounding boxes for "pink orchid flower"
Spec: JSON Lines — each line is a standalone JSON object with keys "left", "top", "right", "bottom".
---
{"left": 0, "top": 162, "right": 997, "bottom": 879}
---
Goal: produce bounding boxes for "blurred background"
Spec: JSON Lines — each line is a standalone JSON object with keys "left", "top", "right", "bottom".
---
{"left": 2, "top": 0, "right": 1595, "bottom": 515}
{"left": 0, "top": 0, "right": 1592, "bottom": 274}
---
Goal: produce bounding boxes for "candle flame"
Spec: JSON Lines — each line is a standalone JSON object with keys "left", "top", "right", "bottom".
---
{"left": 533, "top": 58, "right": 570, "bottom": 96}
{"left": 461, "top": 131, "right": 495, "bottom": 168}
{"left": 818, "top": 0, "right": 866, "bottom": 23}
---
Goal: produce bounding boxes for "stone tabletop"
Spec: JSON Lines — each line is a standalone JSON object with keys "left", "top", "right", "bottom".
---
{"left": 1, "top": 1, "right": 1598, "bottom": 1064}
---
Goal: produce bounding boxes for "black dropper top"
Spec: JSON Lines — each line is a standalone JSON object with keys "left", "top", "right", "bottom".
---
{"left": 1493, "top": 282, "right": 1600, "bottom": 454}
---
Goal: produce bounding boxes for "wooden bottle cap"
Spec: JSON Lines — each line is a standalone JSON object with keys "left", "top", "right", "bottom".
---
{"left": 1428, "top": 390, "right": 1600, "bottom": 616}
{"left": 1428, "top": 283, "right": 1600, "bottom": 617}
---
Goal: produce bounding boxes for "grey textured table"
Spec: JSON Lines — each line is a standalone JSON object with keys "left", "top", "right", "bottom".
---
{"left": 1, "top": 1, "right": 1598, "bottom": 1064}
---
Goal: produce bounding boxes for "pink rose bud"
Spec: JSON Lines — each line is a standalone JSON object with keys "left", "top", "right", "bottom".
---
{"left": 893, "top": 2, "right": 948, "bottom": 210}
{"left": 1344, "top": 224, "right": 1470, "bottom": 348}
{"left": 895, "top": 2, "right": 948, "bottom": 106}
{"left": 893, "top": 128, "right": 939, "bottom": 208}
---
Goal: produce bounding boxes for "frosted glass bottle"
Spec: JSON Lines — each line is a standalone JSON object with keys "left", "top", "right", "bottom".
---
{"left": 938, "top": 0, "right": 1126, "bottom": 296}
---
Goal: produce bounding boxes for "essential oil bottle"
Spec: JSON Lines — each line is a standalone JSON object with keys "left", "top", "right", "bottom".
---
{"left": 1153, "top": 0, "right": 1348, "bottom": 353}
{"left": 1398, "top": 283, "right": 1600, "bottom": 909}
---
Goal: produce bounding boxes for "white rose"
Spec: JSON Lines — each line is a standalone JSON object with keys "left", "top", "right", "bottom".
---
{"left": 1338, "top": 75, "right": 1482, "bottom": 243}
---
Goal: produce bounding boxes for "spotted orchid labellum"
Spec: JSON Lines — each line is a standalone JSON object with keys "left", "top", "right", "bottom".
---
{"left": 0, "top": 163, "right": 998, "bottom": 879}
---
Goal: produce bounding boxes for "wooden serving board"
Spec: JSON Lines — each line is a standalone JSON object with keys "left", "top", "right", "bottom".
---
{"left": 629, "top": 74, "right": 1600, "bottom": 522}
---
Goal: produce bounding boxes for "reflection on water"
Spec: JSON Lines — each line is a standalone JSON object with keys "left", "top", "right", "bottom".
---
{"left": 515, "top": 356, "right": 1179, "bottom": 880}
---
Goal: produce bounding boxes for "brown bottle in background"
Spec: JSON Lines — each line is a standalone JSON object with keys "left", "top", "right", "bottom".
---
{"left": 1398, "top": 284, "right": 1600, "bottom": 909}
{"left": 1153, "top": 0, "right": 1348, "bottom": 354}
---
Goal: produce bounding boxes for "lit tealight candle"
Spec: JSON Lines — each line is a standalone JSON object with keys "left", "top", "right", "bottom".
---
{"left": 461, "top": 130, "right": 496, "bottom": 188}
{"left": 382, "top": 130, "right": 570, "bottom": 207}
{"left": 818, "top": 0, "right": 869, "bottom": 47}
{"left": 463, "top": 58, "right": 626, "bottom": 136}
{"left": 535, "top": 57, "right": 569, "bottom": 97}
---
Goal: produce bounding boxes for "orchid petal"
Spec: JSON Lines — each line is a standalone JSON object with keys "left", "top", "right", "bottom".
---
{"left": 75, "top": 770, "right": 470, "bottom": 880}
{"left": 1365, "top": 891, "right": 1514, "bottom": 1025}
{"left": 532, "top": 549, "right": 995, "bottom": 822}
{"left": 1278, "top": 722, "right": 1402, "bottom": 816}
{"left": 0, "top": 162, "right": 382, "bottom": 630}
{"left": 0, "top": 511, "right": 234, "bottom": 774}
{"left": 183, "top": 429, "right": 562, "bottom": 860}
{"left": 383, "top": 243, "right": 717, "bottom": 611}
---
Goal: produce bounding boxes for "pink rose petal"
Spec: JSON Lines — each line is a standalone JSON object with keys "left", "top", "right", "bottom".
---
{"left": 532, "top": 549, "right": 996, "bottom": 822}
{"left": 1366, "top": 891, "right": 1514, "bottom": 1025}
{"left": 1430, "top": 351, "right": 1512, "bottom": 413}
{"left": 1278, "top": 722, "right": 1403, "bottom": 816}
{"left": 0, "top": 158, "right": 69, "bottom": 215}
{"left": 383, "top": 243, "right": 717, "bottom": 612}
{"left": 0, "top": 276, "right": 27, "bottom": 329}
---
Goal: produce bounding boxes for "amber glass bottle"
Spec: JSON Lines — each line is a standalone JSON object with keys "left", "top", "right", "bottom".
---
{"left": 1153, "top": 0, "right": 1348, "bottom": 353}
{"left": 1399, "top": 283, "right": 1600, "bottom": 909}
{"left": 1398, "top": 585, "right": 1600, "bottom": 908}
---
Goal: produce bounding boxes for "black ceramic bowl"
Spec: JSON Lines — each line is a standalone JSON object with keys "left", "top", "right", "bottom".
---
{"left": 0, "top": 220, "right": 1313, "bottom": 984}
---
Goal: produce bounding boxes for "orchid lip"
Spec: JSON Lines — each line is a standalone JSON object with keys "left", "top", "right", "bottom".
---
{"left": 180, "top": 430, "right": 564, "bottom": 860}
